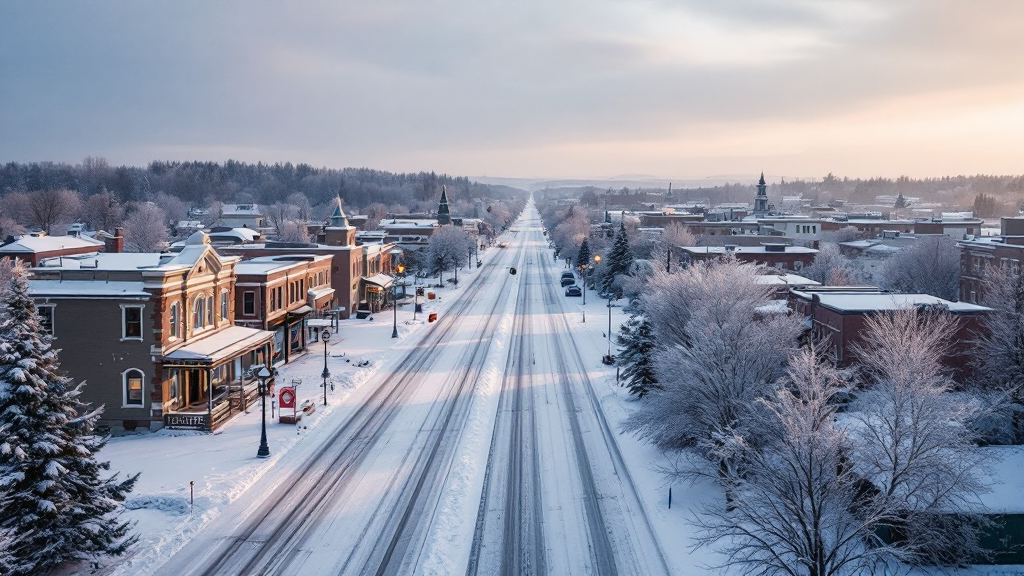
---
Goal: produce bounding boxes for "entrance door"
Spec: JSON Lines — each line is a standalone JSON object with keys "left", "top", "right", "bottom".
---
{"left": 186, "top": 369, "right": 202, "bottom": 407}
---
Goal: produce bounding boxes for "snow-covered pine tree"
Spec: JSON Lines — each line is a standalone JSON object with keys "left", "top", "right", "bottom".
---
{"left": 575, "top": 238, "right": 591, "bottom": 271}
{"left": 0, "top": 265, "right": 138, "bottom": 576}
{"left": 602, "top": 222, "right": 633, "bottom": 294}
{"left": 616, "top": 314, "right": 660, "bottom": 398}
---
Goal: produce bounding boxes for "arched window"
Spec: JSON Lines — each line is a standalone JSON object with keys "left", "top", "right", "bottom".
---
{"left": 169, "top": 302, "right": 180, "bottom": 339}
{"left": 193, "top": 296, "right": 206, "bottom": 330}
{"left": 206, "top": 296, "right": 214, "bottom": 326}
{"left": 123, "top": 368, "right": 145, "bottom": 407}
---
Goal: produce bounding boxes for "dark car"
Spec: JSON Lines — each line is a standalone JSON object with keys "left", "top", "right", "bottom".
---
{"left": 565, "top": 285, "right": 582, "bottom": 297}
{"left": 560, "top": 277, "right": 576, "bottom": 287}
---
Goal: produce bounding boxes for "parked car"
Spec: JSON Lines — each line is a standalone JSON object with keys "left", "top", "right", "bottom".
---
{"left": 565, "top": 285, "right": 582, "bottom": 297}
{"left": 560, "top": 271, "right": 575, "bottom": 280}
{"left": 560, "top": 277, "right": 576, "bottom": 287}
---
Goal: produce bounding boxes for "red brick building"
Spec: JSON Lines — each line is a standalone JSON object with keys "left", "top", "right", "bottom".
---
{"left": 958, "top": 217, "right": 1024, "bottom": 304}
{"left": 234, "top": 254, "right": 334, "bottom": 365}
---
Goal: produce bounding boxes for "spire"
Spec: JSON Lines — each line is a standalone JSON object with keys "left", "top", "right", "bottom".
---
{"left": 754, "top": 171, "right": 769, "bottom": 215}
{"left": 437, "top": 185, "right": 452, "bottom": 225}
{"left": 329, "top": 195, "right": 350, "bottom": 228}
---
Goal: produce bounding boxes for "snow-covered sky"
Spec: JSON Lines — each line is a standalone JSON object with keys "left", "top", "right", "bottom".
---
{"left": 2, "top": 0, "right": 1022, "bottom": 180}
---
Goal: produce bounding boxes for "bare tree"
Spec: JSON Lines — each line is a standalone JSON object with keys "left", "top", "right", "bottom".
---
{"left": 286, "top": 192, "right": 313, "bottom": 221}
{"left": 879, "top": 236, "right": 959, "bottom": 300}
{"left": 123, "top": 204, "right": 168, "bottom": 252}
{"left": 623, "top": 259, "right": 804, "bottom": 452}
{"left": 850, "top": 308, "right": 992, "bottom": 566}
{"left": 820, "top": 225, "right": 862, "bottom": 244}
{"left": 802, "top": 242, "right": 858, "bottom": 285}
{"left": 0, "top": 217, "right": 25, "bottom": 241}
{"left": 264, "top": 202, "right": 298, "bottom": 235}
{"left": 81, "top": 189, "right": 123, "bottom": 232}
{"left": 152, "top": 192, "right": 188, "bottom": 226}
{"left": 697, "top": 345, "right": 895, "bottom": 576}
{"left": 363, "top": 202, "right": 388, "bottom": 231}
{"left": 971, "top": 264, "right": 1024, "bottom": 442}
{"left": 28, "top": 189, "right": 81, "bottom": 234}
{"left": 426, "top": 225, "right": 473, "bottom": 284}
{"left": 277, "top": 220, "right": 310, "bottom": 243}
{"left": 0, "top": 192, "right": 32, "bottom": 226}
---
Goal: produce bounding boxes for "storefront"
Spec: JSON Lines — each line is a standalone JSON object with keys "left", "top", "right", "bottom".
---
{"left": 161, "top": 326, "right": 275, "bottom": 431}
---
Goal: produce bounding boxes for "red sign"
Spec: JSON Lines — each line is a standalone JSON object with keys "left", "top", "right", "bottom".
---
{"left": 279, "top": 387, "right": 295, "bottom": 410}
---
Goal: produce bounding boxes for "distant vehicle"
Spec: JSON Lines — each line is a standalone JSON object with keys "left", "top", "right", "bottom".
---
{"left": 560, "top": 277, "right": 575, "bottom": 287}
{"left": 560, "top": 271, "right": 575, "bottom": 280}
{"left": 499, "top": 242, "right": 509, "bottom": 248}
{"left": 565, "top": 285, "right": 582, "bottom": 297}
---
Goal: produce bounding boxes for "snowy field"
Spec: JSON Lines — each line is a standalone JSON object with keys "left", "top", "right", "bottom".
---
{"left": 64, "top": 220, "right": 1024, "bottom": 576}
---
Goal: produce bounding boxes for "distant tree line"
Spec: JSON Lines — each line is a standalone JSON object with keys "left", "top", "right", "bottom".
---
{"left": 0, "top": 158, "right": 525, "bottom": 213}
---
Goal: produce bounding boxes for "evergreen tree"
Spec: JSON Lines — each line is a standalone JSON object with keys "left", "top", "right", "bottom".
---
{"left": 602, "top": 222, "right": 634, "bottom": 294}
{"left": 575, "top": 238, "right": 592, "bottom": 272}
{"left": 0, "top": 266, "right": 138, "bottom": 575}
{"left": 894, "top": 192, "right": 907, "bottom": 208}
{"left": 616, "top": 315, "right": 660, "bottom": 398}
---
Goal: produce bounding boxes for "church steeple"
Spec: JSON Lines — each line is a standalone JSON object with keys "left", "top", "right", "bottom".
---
{"left": 437, "top": 185, "right": 452, "bottom": 225}
{"left": 754, "top": 171, "right": 769, "bottom": 216}
{"left": 329, "top": 195, "right": 351, "bottom": 228}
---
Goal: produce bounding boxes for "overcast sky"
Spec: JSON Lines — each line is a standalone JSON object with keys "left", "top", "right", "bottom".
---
{"left": 2, "top": 0, "right": 1022, "bottom": 181}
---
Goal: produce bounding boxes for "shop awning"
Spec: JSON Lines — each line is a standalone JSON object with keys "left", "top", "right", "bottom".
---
{"left": 363, "top": 273, "right": 394, "bottom": 289}
{"left": 287, "top": 305, "right": 313, "bottom": 318}
{"left": 163, "top": 326, "right": 274, "bottom": 367}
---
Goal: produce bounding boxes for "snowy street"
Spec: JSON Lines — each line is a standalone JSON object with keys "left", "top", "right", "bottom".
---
{"left": 88, "top": 202, "right": 691, "bottom": 576}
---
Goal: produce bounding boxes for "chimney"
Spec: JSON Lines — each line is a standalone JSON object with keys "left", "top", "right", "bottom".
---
{"left": 106, "top": 227, "right": 124, "bottom": 253}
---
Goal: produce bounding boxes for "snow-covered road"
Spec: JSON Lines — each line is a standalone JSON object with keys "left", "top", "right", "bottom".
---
{"left": 86, "top": 201, "right": 699, "bottom": 576}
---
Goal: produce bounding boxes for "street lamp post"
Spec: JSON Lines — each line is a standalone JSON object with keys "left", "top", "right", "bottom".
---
{"left": 603, "top": 295, "right": 614, "bottom": 364}
{"left": 390, "top": 249, "right": 402, "bottom": 338}
{"left": 256, "top": 366, "right": 272, "bottom": 458}
{"left": 320, "top": 329, "right": 331, "bottom": 406}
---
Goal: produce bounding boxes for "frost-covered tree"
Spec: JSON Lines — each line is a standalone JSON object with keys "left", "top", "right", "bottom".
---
{"left": 123, "top": 203, "right": 168, "bottom": 252}
{"left": 623, "top": 259, "right": 804, "bottom": 452}
{"left": 850, "top": 308, "right": 991, "bottom": 566}
{"left": 802, "top": 242, "right": 858, "bottom": 285}
{"left": 426, "top": 224, "right": 473, "bottom": 284}
{"left": 81, "top": 189, "right": 123, "bottom": 232}
{"left": 879, "top": 236, "right": 959, "bottom": 300}
{"left": 616, "top": 315, "right": 659, "bottom": 398}
{"left": 277, "top": 220, "right": 311, "bottom": 243}
{"left": 601, "top": 222, "right": 633, "bottom": 294}
{"left": 972, "top": 264, "right": 1024, "bottom": 442}
{"left": 0, "top": 266, "right": 138, "bottom": 575}
{"left": 28, "top": 188, "right": 81, "bottom": 235}
{"left": 697, "top": 345, "right": 894, "bottom": 576}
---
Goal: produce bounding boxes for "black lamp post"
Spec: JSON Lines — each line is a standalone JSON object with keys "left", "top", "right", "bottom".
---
{"left": 256, "top": 366, "right": 272, "bottom": 458}
{"left": 390, "top": 249, "right": 402, "bottom": 338}
{"left": 320, "top": 329, "right": 331, "bottom": 406}
{"left": 603, "top": 295, "right": 615, "bottom": 364}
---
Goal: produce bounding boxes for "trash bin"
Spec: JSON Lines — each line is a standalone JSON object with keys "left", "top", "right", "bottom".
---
{"left": 428, "top": 313, "right": 438, "bottom": 323}
{"left": 415, "top": 303, "right": 423, "bottom": 313}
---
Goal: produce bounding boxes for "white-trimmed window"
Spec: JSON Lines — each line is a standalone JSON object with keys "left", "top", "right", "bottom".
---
{"left": 121, "top": 305, "right": 144, "bottom": 340}
{"left": 243, "top": 291, "right": 255, "bottom": 316}
{"left": 169, "top": 302, "right": 180, "bottom": 339}
{"left": 123, "top": 368, "right": 145, "bottom": 407}
{"left": 221, "top": 290, "right": 229, "bottom": 321}
{"left": 38, "top": 304, "right": 55, "bottom": 335}
{"left": 206, "top": 296, "right": 214, "bottom": 326}
{"left": 193, "top": 296, "right": 207, "bottom": 330}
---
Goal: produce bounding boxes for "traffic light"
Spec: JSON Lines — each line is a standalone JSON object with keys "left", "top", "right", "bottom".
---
{"left": 416, "top": 287, "right": 425, "bottom": 296}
